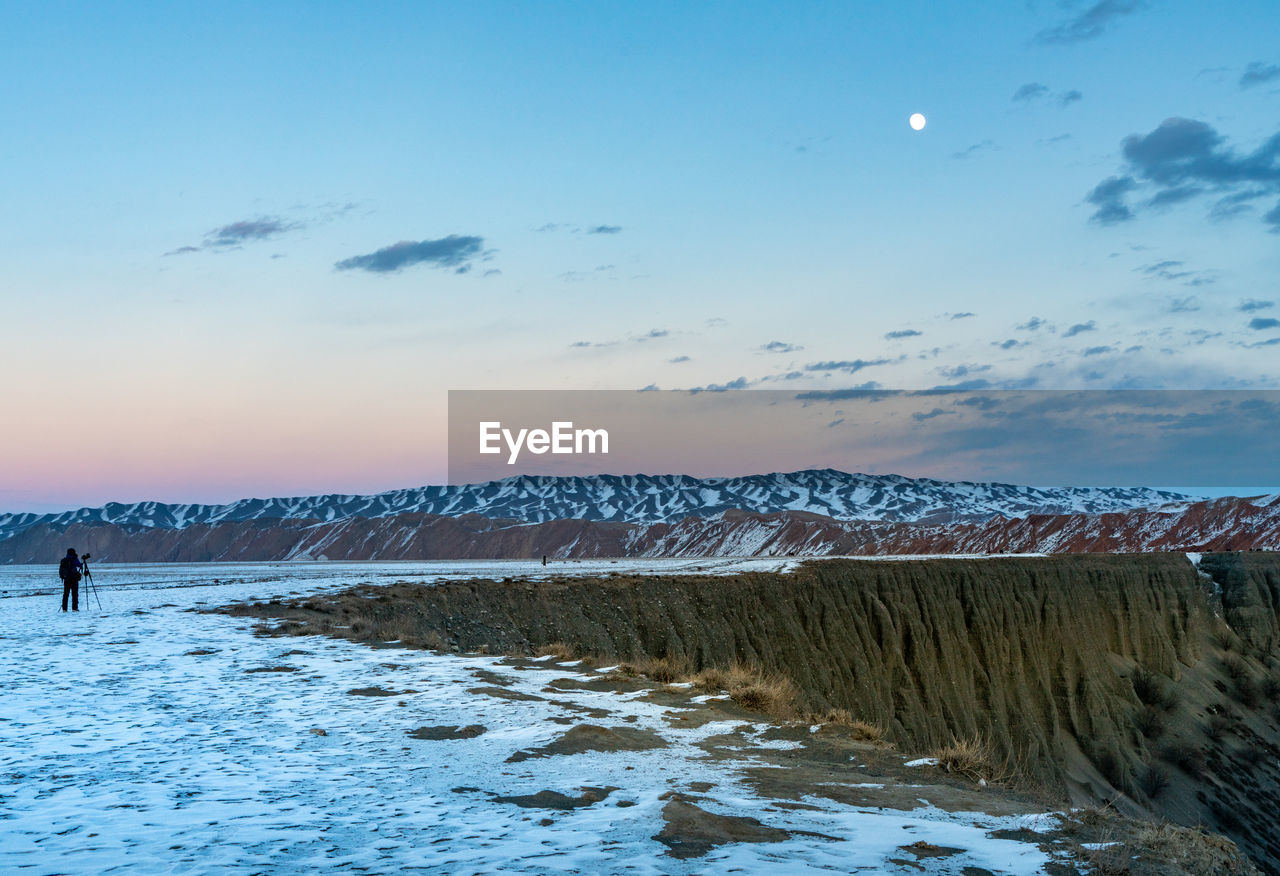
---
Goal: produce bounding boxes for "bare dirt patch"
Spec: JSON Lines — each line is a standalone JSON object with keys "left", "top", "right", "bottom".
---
{"left": 244, "top": 665, "right": 298, "bottom": 674}
{"left": 347, "top": 686, "right": 414, "bottom": 697}
{"left": 407, "top": 724, "right": 487, "bottom": 740}
{"left": 491, "top": 786, "right": 617, "bottom": 810}
{"left": 653, "top": 798, "right": 792, "bottom": 859}
{"left": 467, "top": 686, "right": 545, "bottom": 703}
{"left": 506, "top": 724, "right": 668, "bottom": 763}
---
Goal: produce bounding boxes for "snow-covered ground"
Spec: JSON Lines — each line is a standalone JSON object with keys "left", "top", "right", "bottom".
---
{"left": 2, "top": 560, "right": 1060, "bottom": 874}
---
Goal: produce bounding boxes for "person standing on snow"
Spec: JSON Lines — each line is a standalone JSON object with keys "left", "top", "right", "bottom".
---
{"left": 58, "top": 548, "right": 83, "bottom": 612}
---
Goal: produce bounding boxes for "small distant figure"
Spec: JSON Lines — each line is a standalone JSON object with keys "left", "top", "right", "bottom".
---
{"left": 59, "top": 548, "right": 83, "bottom": 612}
{"left": 541, "top": 555, "right": 547, "bottom": 567}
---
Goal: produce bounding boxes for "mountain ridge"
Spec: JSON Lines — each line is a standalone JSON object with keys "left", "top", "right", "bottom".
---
{"left": 3, "top": 494, "right": 1276, "bottom": 564}
{"left": 0, "top": 469, "right": 1192, "bottom": 542}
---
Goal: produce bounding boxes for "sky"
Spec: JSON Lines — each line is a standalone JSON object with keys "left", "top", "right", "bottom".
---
{"left": 2, "top": 1, "right": 1279, "bottom": 511}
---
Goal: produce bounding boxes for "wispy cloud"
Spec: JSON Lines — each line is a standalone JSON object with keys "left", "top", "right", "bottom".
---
{"left": 534, "top": 222, "right": 623, "bottom": 235}
{"left": 884, "top": 329, "right": 922, "bottom": 340}
{"left": 558, "top": 264, "right": 616, "bottom": 282}
{"left": 1016, "top": 317, "right": 1050, "bottom": 332}
{"left": 1241, "top": 61, "right": 1280, "bottom": 89}
{"left": 760, "top": 341, "right": 804, "bottom": 353}
{"left": 334, "top": 235, "right": 485, "bottom": 274}
{"left": 951, "top": 141, "right": 996, "bottom": 160}
{"left": 1012, "top": 83, "right": 1083, "bottom": 107}
{"left": 1249, "top": 317, "right": 1280, "bottom": 331}
{"left": 1063, "top": 320, "right": 1097, "bottom": 337}
{"left": 938, "top": 364, "right": 991, "bottom": 379}
{"left": 950, "top": 312, "right": 977, "bottom": 320}
{"left": 803, "top": 358, "right": 893, "bottom": 374}
{"left": 1035, "top": 0, "right": 1145, "bottom": 45}
{"left": 569, "top": 328, "right": 671, "bottom": 349}
{"left": 207, "top": 218, "right": 297, "bottom": 247}
{"left": 1239, "top": 299, "right": 1275, "bottom": 313}
{"left": 165, "top": 215, "right": 301, "bottom": 256}
{"left": 1012, "top": 82, "right": 1049, "bottom": 102}
{"left": 1135, "top": 259, "right": 1217, "bottom": 287}
{"left": 689, "top": 376, "right": 751, "bottom": 393}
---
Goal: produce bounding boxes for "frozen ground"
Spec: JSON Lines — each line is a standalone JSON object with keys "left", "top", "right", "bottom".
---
{"left": 2, "top": 560, "right": 1063, "bottom": 874}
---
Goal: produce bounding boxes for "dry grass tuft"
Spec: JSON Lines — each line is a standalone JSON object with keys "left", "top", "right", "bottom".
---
{"left": 1222, "top": 654, "right": 1249, "bottom": 681}
{"left": 618, "top": 655, "right": 691, "bottom": 684}
{"left": 1207, "top": 712, "right": 1235, "bottom": 742}
{"left": 616, "top": 658, "right": 798, "bottom": 720}
{"left": 730, "top": 676, "right": 798, "bottom": 718}
{"left": 1131, "top": 666, "right": 1179, "bottom": 711}
{"left": 691, "top": 664, "right": 759, "bottom": 693}
{"left": 815, "top": 707, "right": 853, "bottom": 725}
{"left": 1132, "top": 821, "right": 1256, "bottom": 875}
{"left": 1211, "top": 625, "right": 1240, "bottom": 652}
{"left": 535, "top": 642, "right": 577, "bottom": 661}
{"left": 688, "top": 662, "right": 799, "bottom": 718}
{"left": 848, "top": 720, "right": 887, "bottom": 743}
{"left": 1137, "top": 763, "right": 1171, "bottom": 800}
{"left": 931, "top": 735, "right": 1006, "bottom": 784}
{"left": 1135, "top": 705, "right": 1165, "bottom": 740}
{"left": 1160, "top": 740, "right": 1206, "bottom": 776}
{"left": 810, "top": 709, "right": 888, "bottom": 743}
{"left": 1063, "top": 809, "right": 1257, "bottom": 876}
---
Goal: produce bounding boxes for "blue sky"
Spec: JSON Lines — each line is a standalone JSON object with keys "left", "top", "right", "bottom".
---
{"left": 2, "top": 1, "right": 1279, "bottom": 508}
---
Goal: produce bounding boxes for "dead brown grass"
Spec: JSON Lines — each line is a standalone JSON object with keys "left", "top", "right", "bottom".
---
{"left": 691, "top": 664, "right": 758, "bottom": 693}
{"left": 618, "top": 655, "right": 692, "bottom": 684}
{"left": 809, "top": 709, "right": 888, "bottom": 744}
{"left": 729, "top": 675, "right": 795, "bottom": 716}
{"left": 535, "top": 642, "right": 577, "bottom": 661}
{"left": 1060, "top": 807, "right": 1259, "bottom": 875}
{"left": 931, "top": 735, "right": 1007, "bottom": 784}
{"left": 677, "top": 662, "right": 798, "bottom": 719}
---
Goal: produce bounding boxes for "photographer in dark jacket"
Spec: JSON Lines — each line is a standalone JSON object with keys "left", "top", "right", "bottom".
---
{"left": 58, "top": 548, "right": 83, "bottom": 612}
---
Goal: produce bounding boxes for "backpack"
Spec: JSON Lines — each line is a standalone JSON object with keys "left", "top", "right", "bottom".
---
{"left": 59, "top": 556, "right": 81, "bottom": 583}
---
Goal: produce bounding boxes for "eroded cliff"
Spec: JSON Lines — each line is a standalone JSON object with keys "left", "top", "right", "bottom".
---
{"left": 229, "top": 553, "right": 1280, "bottom": 872}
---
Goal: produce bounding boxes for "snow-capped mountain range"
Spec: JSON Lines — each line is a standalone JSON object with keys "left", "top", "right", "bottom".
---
{"left": 0, "top": 470, "right": 1191, "bottom": 542}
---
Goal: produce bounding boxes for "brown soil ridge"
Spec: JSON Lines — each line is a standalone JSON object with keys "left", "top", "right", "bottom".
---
{"left": 227, "top": 552, "right": 1280, "bottom": 874}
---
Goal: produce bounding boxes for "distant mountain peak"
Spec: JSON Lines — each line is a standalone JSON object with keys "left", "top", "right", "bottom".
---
{"left": 0, "top": 470, "right": 1193, "bottom": 545}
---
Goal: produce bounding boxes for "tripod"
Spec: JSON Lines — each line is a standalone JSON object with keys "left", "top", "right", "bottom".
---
{"left": 82, "top": 555, "right": 103, "bottom": 611}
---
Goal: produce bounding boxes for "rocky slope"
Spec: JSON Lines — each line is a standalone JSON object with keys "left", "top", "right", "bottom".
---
{"left": 3, "top": 494, "right": 1276, "bottom": 564}
{"left": 0, "top": 470, "right": 1189, "bottom": 540}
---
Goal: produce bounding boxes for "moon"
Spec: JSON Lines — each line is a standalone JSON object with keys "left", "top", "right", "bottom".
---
{"left": 909, "top": 112, "right": 927, "bottom": 131}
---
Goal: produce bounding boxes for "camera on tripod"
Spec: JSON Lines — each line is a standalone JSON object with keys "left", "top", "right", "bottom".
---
{"left": 80, "top": 554, "right": 101, "bottom": 609}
